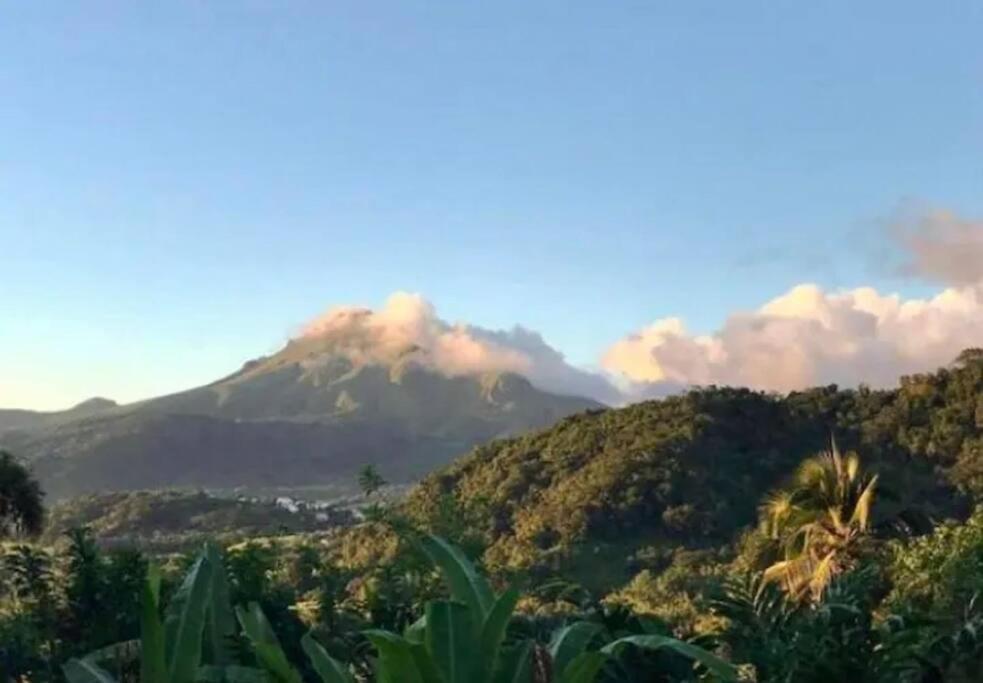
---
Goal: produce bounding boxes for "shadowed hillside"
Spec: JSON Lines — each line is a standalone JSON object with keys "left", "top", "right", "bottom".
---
{"left": 1, "top": 344, "right": 599, "bottom": 499}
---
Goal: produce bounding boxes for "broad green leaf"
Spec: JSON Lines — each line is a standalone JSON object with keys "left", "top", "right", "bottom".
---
{"left": 479, "top": 588, "right": 520, "bottom": 683}
{"left": 195, "top": 666, "right": 222, "bottom": 683}
{"left": 601, "top": 634, "right": 739, "bottom": 681}
{"left": 557, "top": 651, "right": 607, "bottom": 683}
{"left": 141, "top": 564, "right": 167, "bottom": 683}
{"left": 416, "top": 534, "right": 494, "bottom": 621}
{"left": 81, "top": 639, "right": 140, "bottom": 666}
{"left": 404, "top": 614, "right": 427, "bottom": 644}
{"left": 204, "top": 544, "right": 237, "bottom": 666}
{"left": 63, "top": 659, "right": 118, "bottom": 683}
{"left": 164, "top": 553, "right": 214, "bottom": 683}
{"left": 493, "top": 639, "right": 534, "bottom": 683}
{"left": 237, "top": 602, "right": 282, "bottom": 644}
{"left": 636, "top": 616, "right": 669, "bottom": 636}
{"left": 549, "top": 622, "right": 602, "bottom": 676}
{"left": 301, "top": 633, "right": 356, "bottom": 683}
{"left": 426, "top": 600, "right": 477, "bottom": 683}
{"left": 222, "top": 667, "right": 271, "bottom": 683}
{"left": 250, "top": 645, "right": 302, "bottom": 683}
{"left": 235, "top": 603, "right": 303, "bottom": 683}
{"left": 409, "top": 641, "right": 445, "bottom": 683}
{"left": 364, "top": 630, "right": 426, "bottom": 683}
{"left": 197, "top": 665, "right": 270, "bottom": 683}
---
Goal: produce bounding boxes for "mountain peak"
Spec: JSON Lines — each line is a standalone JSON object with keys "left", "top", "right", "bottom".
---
{"left": 5, "top": 332, "right": 601, "bottom": 499}
{"left": 69, "top": 397, "right": 118, "bottom": 412}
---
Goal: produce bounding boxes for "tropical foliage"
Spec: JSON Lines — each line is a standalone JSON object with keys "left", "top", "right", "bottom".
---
{"left": 0, "top": 450, "right": 45, "bottom": 539}
{"left": 51, "top": 534, "right": 735, "bottom": 683}
{"left": 406, "top": 351, "right": 982, "bottom": 585}
{"left": 357, "top": 466, "right": 386, "bottom": 500}
{"left": 2, "top": 350, "right": 982, "bottom": 681}
{"left": 41, "top": 491, "right": 349, "bottom": 553}
{"left": 756, "top": 440, "right": 879, "bottom": 601}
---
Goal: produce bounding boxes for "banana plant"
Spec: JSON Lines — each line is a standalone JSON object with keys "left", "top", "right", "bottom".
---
{"left": 65, "top": 534, "right": 739, "bottom": 683}
{"left": 361, "top": 534, "right": 740, "bottom": 683}
{"left": 234, "top": 534, "right": 520, "bottom": 683}
{"left": 63, "top": 539, "right": 360, "bottom": 683}
{"left": 236, "top": 600, "right": 355, "bottom": 683}
{"left": 63, "top": 543, "right": 245, "bottom": 683}
{"left": 346, "top": 534, "right": 517, "bottom": 683}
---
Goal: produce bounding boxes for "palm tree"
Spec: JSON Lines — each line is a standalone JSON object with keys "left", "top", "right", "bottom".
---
{"left": 0, "top": 451, "right": 45, "bottom": 539}
{"left": 759, "top": 439, "right": 878, "bottom": 602}
{"left": 357, "top": 464, "right": 386, "bottom": 499}
{"left": 2, "top": 544, "right": 54, "bottom": 608}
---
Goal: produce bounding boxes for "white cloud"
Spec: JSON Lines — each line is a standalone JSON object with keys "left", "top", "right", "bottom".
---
{"left": 299, "top": 208, "right": 983, "bottom": 404}
{"left": 602, "top": 207, "right": 983, "bottom": 397}
{"left": 301, "top": 292, "right": 620, "bottom": 403}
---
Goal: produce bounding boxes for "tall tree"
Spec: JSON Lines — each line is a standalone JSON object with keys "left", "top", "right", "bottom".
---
{"left": 357, "top": 464, "right": 386, "bottom": 499}
{"left": 0, "top": 451, "right": 44, "bottom": 539}
{"left": 759, "top": 440, "right": 879, "bottom": 601}
{"left": 953, "top": 347, "right": 983, "bottom": 368}
{"left": 61, "top": 527, "right": 112, "bottom": 653}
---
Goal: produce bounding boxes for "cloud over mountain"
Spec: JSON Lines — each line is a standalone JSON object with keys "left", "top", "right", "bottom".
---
{"left": 302, "top": 292, "right": 622, "bottom": 403}
{"left": 296, "top": 208, "right": 982, "bottom": 404}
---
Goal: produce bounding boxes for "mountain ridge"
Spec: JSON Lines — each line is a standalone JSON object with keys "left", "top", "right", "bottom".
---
{"left": 1, "top": 341, "right": 601, "bottom": 500}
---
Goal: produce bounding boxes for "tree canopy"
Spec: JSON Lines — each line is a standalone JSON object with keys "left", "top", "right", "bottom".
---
{"left": 0, "top": 450, "right": 44, "bottom": 539}
{"left": 406, "top": 350, "right": 982, "bottom": 582}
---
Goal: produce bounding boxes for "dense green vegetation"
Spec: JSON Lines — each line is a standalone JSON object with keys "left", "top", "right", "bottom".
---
{"left": 1, "top": 450, "right": 45, "bottom": 539}
{"left": 407, "top": 350, "right": 982, "bottom": 585}
{"left": 2, "top": 526, "right": 738, "bottom": 682}
{"left": 6, "top": 501, "right": 983, "bottom": 681}
{"left": 41, "top": 491, "right": 353, "bottom": 552}
{"left": 2, "top": 351, "right": 982, "bottom": 681}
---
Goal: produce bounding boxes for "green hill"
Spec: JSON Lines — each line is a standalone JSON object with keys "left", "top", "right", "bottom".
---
{"left": 407, "top": 350, "right": 983, "bottom": 586}
{"left": 41, "top": 490, "right": 353, "bottom": 551}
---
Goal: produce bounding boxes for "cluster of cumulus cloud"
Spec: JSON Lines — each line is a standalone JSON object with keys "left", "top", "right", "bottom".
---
{"left": 301, "top": 293, "right": 623, "bottom": 404}
{"left": 300, "top": 208, "right": 983, "bottom": 405}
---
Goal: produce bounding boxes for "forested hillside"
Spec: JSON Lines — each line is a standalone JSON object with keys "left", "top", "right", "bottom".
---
{"left": 408, "top": 349, "right": 983, "bottom": 582}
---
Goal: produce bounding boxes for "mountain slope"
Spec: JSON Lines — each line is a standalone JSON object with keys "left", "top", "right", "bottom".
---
{"left": 1, "top": 343, "right": 600, "bottom": 500}
{"left": 406, "top": 352, "right": 983, "bottom": 583}
{"left": 0, "top": 397, "right": 118, "bottom": 432}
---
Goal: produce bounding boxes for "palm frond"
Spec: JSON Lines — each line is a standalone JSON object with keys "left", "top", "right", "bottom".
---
{"left": 850, "top": 475, "right": 878, "bottom": 531}
{"left": 845, "top": 452, "right": 861, "bottom": 483}
{"left": 759, "top": 438, "right": 881, "bottom": 604}
{"left": 807, "top": 551, "right": 838, "bottom": 601}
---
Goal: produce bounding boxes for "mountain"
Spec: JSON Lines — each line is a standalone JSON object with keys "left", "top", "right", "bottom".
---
{"left": 405, "top": 351, "right": 983, "bottom": 587}
{"left": 1, "top": 337, "right": 600, "bottom": 500}
{"left": 0, "top": 397, "right": 118, "bottom": 432}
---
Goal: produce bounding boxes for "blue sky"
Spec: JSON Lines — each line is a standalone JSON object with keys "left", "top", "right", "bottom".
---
{"left": 2, "top": 2, "right": 982, "bottom": 409}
